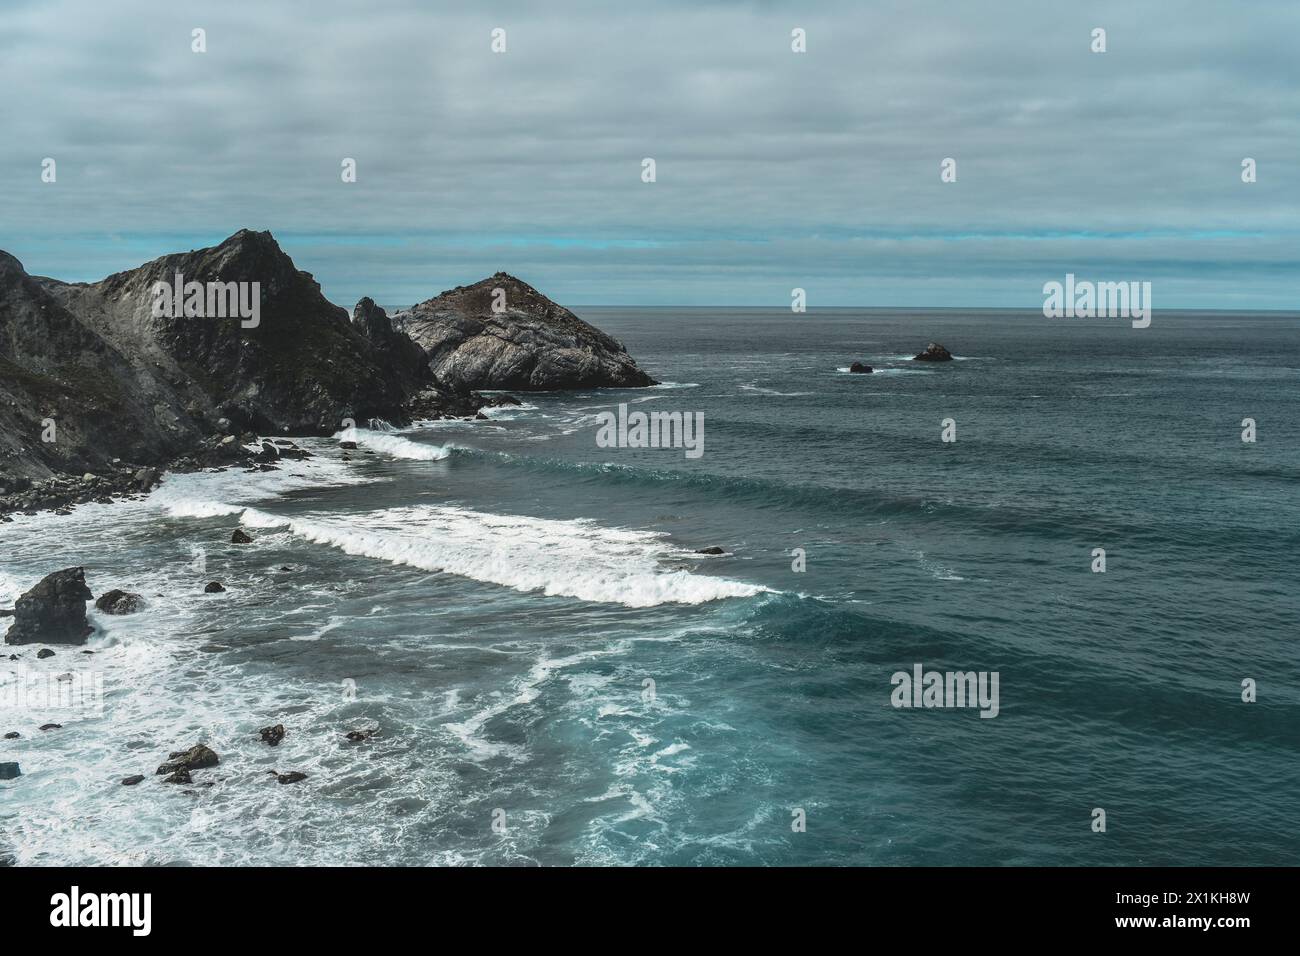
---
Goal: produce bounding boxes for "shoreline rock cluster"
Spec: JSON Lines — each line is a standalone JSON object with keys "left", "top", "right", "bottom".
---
{"left": 2, "top": 229, "right": 656, "bottom": 518}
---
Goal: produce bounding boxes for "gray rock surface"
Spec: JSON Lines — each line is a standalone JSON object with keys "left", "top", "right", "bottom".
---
{"left": 394, "top": 272, "right": 657, "bottom": 390}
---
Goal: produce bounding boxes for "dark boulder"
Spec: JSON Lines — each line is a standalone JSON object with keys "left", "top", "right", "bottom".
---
{"left": 156, "top": 744, "right": 219, "bottom": 776}
{"left": 259, "top": 724, "right": 286, "bottom": 747}
{"left": 94, "top": 589, "right": 144, "bottom": 615}
{"left": 36, "top": 649, "right": 55, "bottom": 659}
{"left": 3, "top": 568, "right": 94, "bottom": 645}
{"left": 0, "top": 763, "right": 19, "bottom": 781}
{"left": 39, "top": 723, "right": 61, "bottom": 731}
{"left": 913, "top": 342, "right": 954, "bottom": 362}
{"left": 204, "top": 582, "right": 225, "bottom": 594}
{"left": 121, "top": 775, "right": 145, "bottom": 786}
{"left": 3, "top": 732, "right": 19, "bottom": 740}
{"left": 162, "top": 769, "right": 192, "bottom": 785}
{"left": 345, "top": 729, "right": 376, "bottom": 743}
{"left": 275, "top": 771, "right": 308, "bottom": 785}
{"left": 849, "top": 362, "right": 873, "bottom": 374}
{"left": 695, "top": 547, "right": 726, "bottom": 556}
{"left": 231, "top": 529, "right": 253, "bottom": 544}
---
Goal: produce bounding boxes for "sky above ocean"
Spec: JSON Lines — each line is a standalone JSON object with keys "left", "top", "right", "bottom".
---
{"left": 1, "top": 0, "right": 1296, "bottom": 309}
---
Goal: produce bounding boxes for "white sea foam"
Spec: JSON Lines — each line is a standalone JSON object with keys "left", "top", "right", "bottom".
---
{"left": 209, "top": 503, "right": 767, "bottom": 607}
{"left": 333, "top": 427, "right": 452, "bottom": 461}
{"left": 739, "top": 384, "right": 813, "bottom": 397}
{"left": 480, "top": 402, "right": 539, "bottom": 419}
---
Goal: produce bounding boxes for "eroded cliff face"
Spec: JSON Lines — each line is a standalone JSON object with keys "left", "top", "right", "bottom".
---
{"left": 0, "top": 230, "right": 432, "bottom": 483}
{"left": 394, "top": 272, "right": 657, "bottom": 391}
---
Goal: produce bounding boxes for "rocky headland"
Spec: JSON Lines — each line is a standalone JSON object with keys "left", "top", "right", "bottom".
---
{"left": 393, "top": 272, "right": 657, "bottom": 391}
{"left": 1, "top": 231, "right": 652, "bottom": 516}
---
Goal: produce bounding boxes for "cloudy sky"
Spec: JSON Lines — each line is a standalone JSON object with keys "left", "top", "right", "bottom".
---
{"left": 1, "top": 0, "right": 1296, "bottom": 309}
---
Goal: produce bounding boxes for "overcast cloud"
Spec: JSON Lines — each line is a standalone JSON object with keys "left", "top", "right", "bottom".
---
{"left": 1, "top": 0, "right": 1297, "bottom": 309}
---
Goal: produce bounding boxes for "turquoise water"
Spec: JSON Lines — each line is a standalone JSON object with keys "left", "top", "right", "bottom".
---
{"left": 2, "top": 309, "right": 1298, "bottom": 865}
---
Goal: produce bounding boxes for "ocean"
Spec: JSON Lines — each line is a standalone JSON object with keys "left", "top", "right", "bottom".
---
{"left": 2, "top": 308, "right": 1297, "bottom": 866}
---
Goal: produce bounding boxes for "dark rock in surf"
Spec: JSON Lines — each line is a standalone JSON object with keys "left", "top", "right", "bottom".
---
{"left": 394, "top": 273, "right": 657, "bottom": 391}
{"left": 849, "top": 362, "right": 873, "bottom": 374}
{"left": 3, "top": 567, "right": 94, "bottom": 645}
{"left": 912, "top": 342, "right": 954, "bottom": 362}
{"left": 3, "top": 732, "right": 19, "bottom": 739}
{"left": 94, "top": 589, "right": 143, "bottom": 615}
{"left": 231, "top": 529, "right": 253, "bottom": 544}
{"left": 339, "top": 440, "right": 358, "bottom": 450}
{"left": 162, "top": 769, "right": 192, "bottom": 785}
{"left": 121, "top": 775, "right": 145, "bottom": 786}
{"left": 344, "top": 729, "right": 375, "bottom": 743}
{"left": 39, "top": 723, "right": 61, "bottom": 731}
{"left": 156, "top": 744, "right": 219, "bottom": 776}
{"left": 0, "top": 763, "right": 19, "bottom": 781}
{"left": 36, "top": 648, "right": 55, "bottom": 659}
{"left": 204, "top": 582, "right": 225, "bottom": 594}
{"left": 259, "top": 724, "right": 286, "bottom": 747}
{"left": 275, "top": 771, "right": 308, "bottom": 785}
{"left": 695, "top": 547, "right": 726, "bottom": 556}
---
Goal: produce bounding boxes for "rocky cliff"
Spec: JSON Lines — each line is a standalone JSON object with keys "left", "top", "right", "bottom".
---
{"left": 393, "top": 272, "right": 657, "bottom": 391}
{"left": 0, "top": 230, "right": 435, "bottom": 491}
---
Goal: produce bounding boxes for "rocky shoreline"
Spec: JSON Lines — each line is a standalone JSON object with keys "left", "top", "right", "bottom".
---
{"left": 1, "top": 228, "right": 659, "bottom": 517}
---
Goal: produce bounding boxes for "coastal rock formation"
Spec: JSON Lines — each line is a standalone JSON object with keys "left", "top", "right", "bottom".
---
{"left": 0, "top": 763, "right": 19, "bottom": 781}
{"left": 156, "top": 744, "right": 220, "bottom": 777}
{"left": 94, "top": 589, "right": 143, "bottom": 615}
{"left": 3, "top": 567, "right": 94, "bottom": 645}
{"left": 849, "top": 362, "right": 873, "bottom": 374}
{"left": 352, "top": 297, "right": 430, "bottom": 395}
{"left": 259, "top": 724, "right": 286, "bottom": 747}
{"left": 913, "top": 342, "right": 954, "bottom": 362}
{"left": 394, "top": 273, "right": 657, "bottom": 390}
{"left": 0, "top": 231, "right": 465, "bottom": 506}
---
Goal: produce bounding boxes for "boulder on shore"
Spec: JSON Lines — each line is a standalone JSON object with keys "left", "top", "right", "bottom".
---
{"left": 94, "top": 589, "right": 143, "bottom": 615}
{"left": 3, "top": 568, "right": 94, "bottom": 645}
{"left": 913, "top": 342, "right": 954, "bottom": 362}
